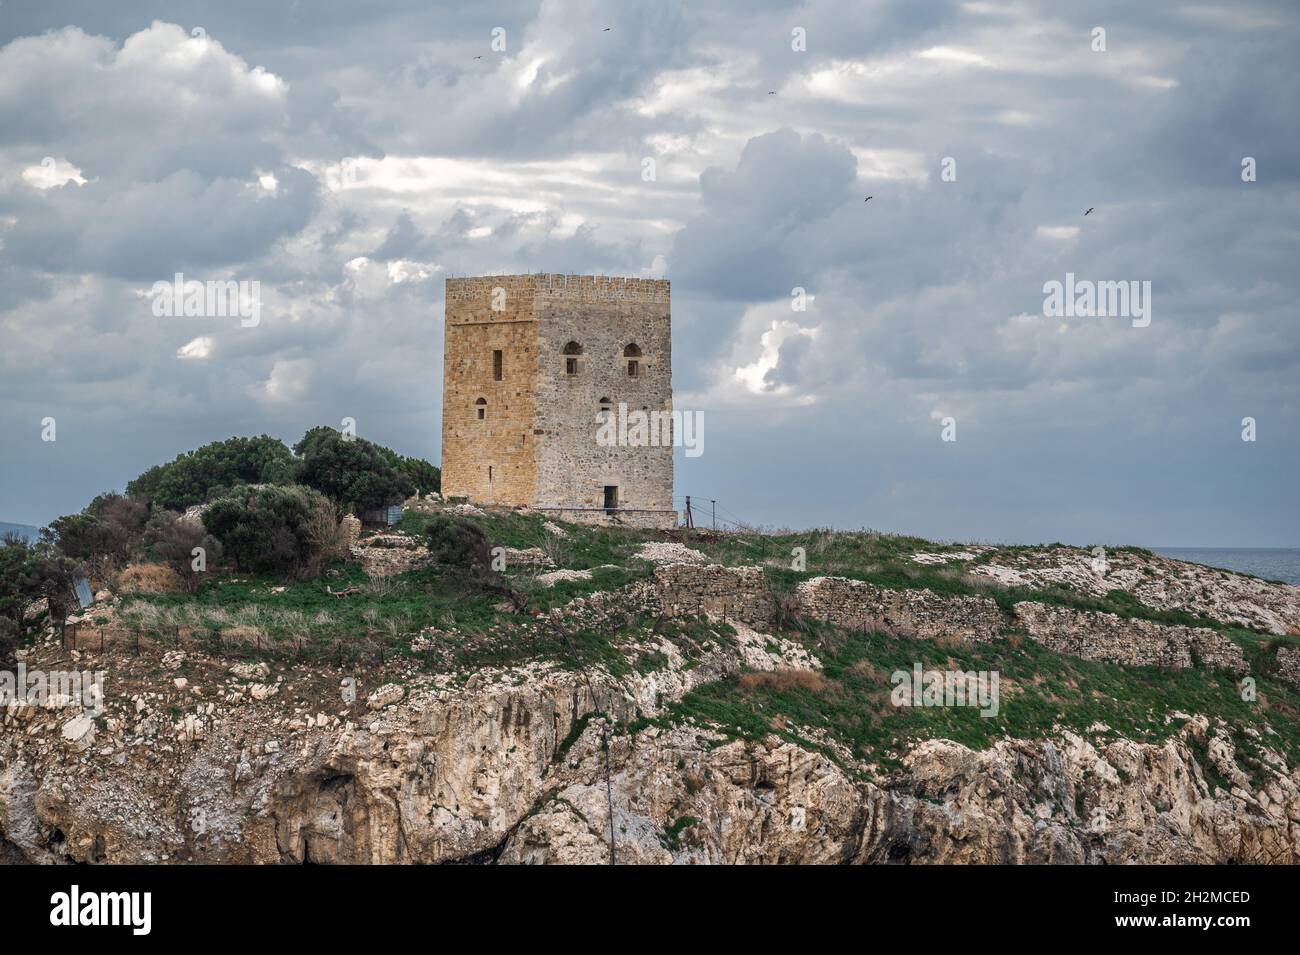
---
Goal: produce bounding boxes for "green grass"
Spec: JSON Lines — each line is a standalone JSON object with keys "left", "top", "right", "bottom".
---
{"left": 108, "top": 511, "right": 1299, "bottom": 778}
{"left": 399, "top": 507, "right": 662, "bottom": 570}
{"left": 638, "top": 618, "right": 1300, "bottom": 781}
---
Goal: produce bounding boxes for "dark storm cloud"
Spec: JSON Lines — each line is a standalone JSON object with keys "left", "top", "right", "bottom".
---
{"left": 0, "top": 1, "right": 1296, "bottom": 547}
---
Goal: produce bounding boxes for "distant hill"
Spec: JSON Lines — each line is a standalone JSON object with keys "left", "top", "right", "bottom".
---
{"left": 0, "top": 521, "right": 41, "bottom": 543}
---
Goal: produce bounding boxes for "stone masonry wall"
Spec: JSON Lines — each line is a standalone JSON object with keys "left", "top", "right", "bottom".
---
{"left": 441, "top": 274, "right": 674, "bottom": 522}
{"left": 1012, "top": 602, "right": 1248, "bottom": 673}
{"left": 442, "top": 276, "right": 541, "bottom": 505}
{"left": 794, "top": 576, "right": 1005, "bottom": 642}
{"left": 533, "top": 276, "right": 673, "bottom": 515}
{"left": 654, "top": 564, "right": 774, "bottom": 627}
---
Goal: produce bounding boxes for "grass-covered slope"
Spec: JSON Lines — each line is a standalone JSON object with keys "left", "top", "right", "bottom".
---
{"left": 94, "top": 506, "right": 1300, "bottom": 783}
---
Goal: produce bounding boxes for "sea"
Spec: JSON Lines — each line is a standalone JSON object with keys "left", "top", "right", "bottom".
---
{"left": 0, "top": 521, "right": 41, "bottom": 543}
{"left": 1153, "top": 548, "right": 1300, "bottom": 587}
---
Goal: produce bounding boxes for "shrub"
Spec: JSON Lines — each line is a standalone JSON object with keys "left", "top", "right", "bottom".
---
{"left": 17, "top": 548, "right": 78, "bottom": 630}
{"left": 736, "top": 670, "right": 831, "bottom": 695}
{"left": 0, "top": 616, "right": 19, "bottom": 670}
{"left": 115, "top": 563, "right": 185, "bottom": 594}
{"left": 0, "top": 535, "right": 36, "bottom": 629}
{"left": 424, "top": 514, "right": 491, "bottom": 576}
{"left": 393, "top": 455, "right": 440, "bottom": 495}
{"left": 293, "top": 427, "right": 414, "bottom": 512}
{"left": 202, "top": 485, "right": 341, "bottom": 579}
{"left": 127, "top": 435, "right": 295, "bottom": 510}
{"left": 142, "top": 511, "right": 223, "bottom": 592}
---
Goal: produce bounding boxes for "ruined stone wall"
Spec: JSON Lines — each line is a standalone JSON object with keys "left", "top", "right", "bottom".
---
{"left": 795, "top": 576, "right": 1005, "bottom": 642}
{"left": 532, "top": 275, "right": 674, "bottom": 515}
{"left": 441, "top": 276, "right": 541, "bottom": 505}
{"left": 536, "top": 507, "right": 678, "bottom": 530}
{"left": 1277, "top": 646, "right": 1300, "bottom": 690}
{"left": 654, "top": 564, "right": 774, "bottom": 627}
{"left": 1012, "top": 602, "right": 1247, "bottom": 673}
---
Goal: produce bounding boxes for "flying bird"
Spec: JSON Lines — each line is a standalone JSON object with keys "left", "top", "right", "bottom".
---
{"left": 603, "top": 27, "right": 611, "bottom": 31}
{"left": 473, "top": 55, "right": 482, "bottom": 59}
{"left": 1084, "top": 207, "right": 1094, "bottom": 216}
{"left": 864, "top": 196, "right": 873, "bottom": 202}
{"left": 768, "top": 90, "right": 776, "bottom": 95}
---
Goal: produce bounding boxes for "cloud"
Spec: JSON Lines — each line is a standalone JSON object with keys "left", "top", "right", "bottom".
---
{"left": 177, "top": 336, "right": 213, "bottom": 360}
{"left": 0, "top": 3, "right": 1296, "bottom": 547}
{"left": 0, "top": 22, "right": 314, "bottom": 280}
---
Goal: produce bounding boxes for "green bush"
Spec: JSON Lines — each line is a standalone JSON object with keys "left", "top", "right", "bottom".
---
{"left": 0, "top": 535, "right": 37, "bottom": 630}
{"left": 293, "top": 427, "right": 414, "bottom": 512}
{"left": 0, "top": 616, "right": 19, "bottom": 670}
{"left": 424, "top": 514, "right": 491, "bottom": 576}
{"left": 127, "top": 435, "right": 296, "bottom": 511}
{"left": 393, "top": 454, "right": 441, "bottom": 495}
{"left": 202, "top": 485, "right": 340, "bottom": 579}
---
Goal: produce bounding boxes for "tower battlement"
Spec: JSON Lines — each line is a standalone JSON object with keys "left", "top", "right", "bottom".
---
{"left": 446, "top": 273, "right": 670, "bottom": 307}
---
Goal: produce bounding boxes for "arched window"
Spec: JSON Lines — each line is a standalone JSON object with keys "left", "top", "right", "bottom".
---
{"left": 475, "top": 397, "right": 487, "bottom": 420}
{"left": 623, "top": 343, "right": 642, "bottom": 357}
{"left": 597, "top": 396, "right": 613, "bottom": 421}
{"left": 563, "top": 341, "right": 582, "bottom": 375}
{"left": 624, "top": 343, "right": 641, "bottom": 377}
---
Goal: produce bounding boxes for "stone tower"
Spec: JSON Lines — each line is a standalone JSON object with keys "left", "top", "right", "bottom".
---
{"left": 441, "top": 273, "right": 677, "bottom": 528}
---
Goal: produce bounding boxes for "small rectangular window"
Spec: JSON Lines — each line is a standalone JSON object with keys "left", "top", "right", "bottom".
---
{"left": 566, "top": 357, "right": 578, "bottom": 375}
{"left": 627, "top": 360, "right": 639, "bottom": 377}
{"left": 477, "top": 407, "right": 485, "bottom": 420}
{"left": 493, "top": 350, "right": 503, "bottom": 381}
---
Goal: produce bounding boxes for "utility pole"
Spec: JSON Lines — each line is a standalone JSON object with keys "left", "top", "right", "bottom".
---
{"left": 684, "top": 495, "right": 694, "bottom": 529}
{"left": 711, "top": 499, "right": 716, "bottom": 530}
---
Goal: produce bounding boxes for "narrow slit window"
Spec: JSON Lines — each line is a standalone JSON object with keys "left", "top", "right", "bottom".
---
{"left": 493, "top": 350, "right": 503, "bottom": 381}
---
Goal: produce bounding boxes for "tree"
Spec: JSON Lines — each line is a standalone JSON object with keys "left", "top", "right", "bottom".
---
{"left": 20, "top": 547, "right": 78, "bottom": 632}
{"left": 43, "top": 492, "right": 148, "bottom": 562}
{"left": 393, "top": 455, "right": 441, "bottom": 495}
{"left": 0, "top": 535, "right": 36, "bottom": 630}
{"left": 293, "top": 427, "right": 414, "bottom": 512}
{"left": 126, "top": 435, "right": 295, "bottom": 510}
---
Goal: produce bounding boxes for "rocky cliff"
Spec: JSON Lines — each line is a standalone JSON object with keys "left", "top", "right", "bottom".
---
{"left": 4, "top": 527, "right": 1300, "bottom": 865}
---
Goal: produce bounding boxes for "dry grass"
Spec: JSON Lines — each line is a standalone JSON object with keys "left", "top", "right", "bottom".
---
{"left": 115, "top": 563, "right": 184, "bottom": 594}
{"left": 737, "top": 669, "right": 831, "bottom": 695}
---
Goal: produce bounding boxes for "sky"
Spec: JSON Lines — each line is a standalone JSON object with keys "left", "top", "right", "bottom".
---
{"left": 0, "top": 0, "right": 1296, "bottom": 546}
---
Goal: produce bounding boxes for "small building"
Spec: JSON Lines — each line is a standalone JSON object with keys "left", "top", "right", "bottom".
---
{"left": 358, "top": 504, "right": 403, "bottom": 527}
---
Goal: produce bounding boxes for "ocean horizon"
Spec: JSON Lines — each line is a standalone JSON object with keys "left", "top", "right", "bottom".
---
{"left": 1152, "top": 547, "right": 1300, "bottom": 586}
{"left": 4, "top": 517, "right": 1297, "bottom": 585}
